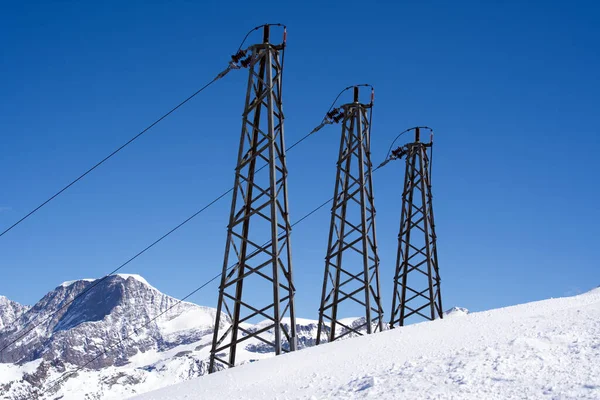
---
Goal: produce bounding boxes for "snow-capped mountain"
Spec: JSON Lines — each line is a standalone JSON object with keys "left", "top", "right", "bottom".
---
{"left": 0, "top": 296, "right": 29, "bottom": 332}
{"left": 0, "top": 274, "right": 225, "bottom": 399}
{"left": 0, "top": 274, "right": 362, "bottom": 400}
{"left": 0, "top": 274, "right": 219, "bottom": 367}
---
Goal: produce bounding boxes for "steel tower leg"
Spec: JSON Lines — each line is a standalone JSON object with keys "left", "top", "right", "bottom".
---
{"left": 209, "top": 26, "right": 296, "bottom": 372}
{"left": 389, "top": 128, "right": 442, "bottom": 328}
{"left": 316, "top": 87, "right": 384, "bottom": 344}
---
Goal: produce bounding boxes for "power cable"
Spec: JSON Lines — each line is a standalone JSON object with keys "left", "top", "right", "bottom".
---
{"left": 3, "top": 84, "right": 374, "bottom": 365}
{"left": 326, "top": 84, "right": 373, "bottom": 113}
{"left": 0, "top": 113, "right": 332, "bottom": 356}
{"left": 0, "top": 24, "right": 292, "bottom": 241}
{"left": 37, "top": 94, "right": 390, "bottom": 395}
{"left": 0, "top": 74, "right": 230, "bottom": 240}
{"left": 236, "top": 23, "right": 286, "bottom": 53}
{"left": 41, "top": 188, "right": 340, "bottom": 394}
{"left": 42, "top": 160, "right": 387, "bottom": 393}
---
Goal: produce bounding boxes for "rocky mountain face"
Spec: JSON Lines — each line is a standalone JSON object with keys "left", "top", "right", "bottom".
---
{"left": 0, "top": 275, "right": 219, "bottom": 367}
{"left": 0, "top": 275, "right": 224, "bottom": 399}
{"left": 0, "top": 275, "right": 362, "bottom": 400}
{"left": 0, "top": 296, "right": 29, "bottom": 332}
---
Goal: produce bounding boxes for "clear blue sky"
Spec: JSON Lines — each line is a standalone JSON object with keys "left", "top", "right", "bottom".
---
{"left": 1, "top": 1, "right": 598, "bottom": 319}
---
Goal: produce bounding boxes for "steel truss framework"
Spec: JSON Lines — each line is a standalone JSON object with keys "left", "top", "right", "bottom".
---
{"left": 317, "top": 88, "right": 384, "bottom": 344}
{"left": 389, "top": 128, "right": 443, "bottom": 327}
{"left": 209, "top": 27, "right": 296, "bottom": 372}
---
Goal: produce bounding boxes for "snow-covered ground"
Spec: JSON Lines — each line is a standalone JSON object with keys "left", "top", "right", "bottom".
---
{"left": 133, "top": 287, "right": 600, "bottom": 400}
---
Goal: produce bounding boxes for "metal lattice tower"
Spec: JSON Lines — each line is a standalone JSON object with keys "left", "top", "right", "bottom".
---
{"left": 209, "top": 25, "right": 296, "bottom": 372}
{"left": 316, "top": 87, "right": 384, "bottom": 344}
{"left": 388, "top": 127, "right": 443, "bottom": 327}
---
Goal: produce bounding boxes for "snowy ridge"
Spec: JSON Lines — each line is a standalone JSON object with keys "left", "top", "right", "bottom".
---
{"left": 133, "top": 287, "right": 600, "bottom": 400}
{"left": 59, "top": 274, "right": 150, "bottom": 289}
{"left": 59, "top": 279, "right": 95, "bottom": 288}
{"left": 114, "top": 274, "right": 153, "bottom": 288}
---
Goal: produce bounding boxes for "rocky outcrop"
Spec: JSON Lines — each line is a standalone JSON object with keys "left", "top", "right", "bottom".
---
{"left": 0, "top": 295, "right": 29, "bottom": 332}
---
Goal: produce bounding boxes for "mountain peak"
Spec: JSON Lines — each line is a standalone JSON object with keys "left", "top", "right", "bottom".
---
{"left": 444, "top": 306, "right": 469, "bottom": 317}
{"left": 113, "top": 273, "right": 160, "bottom": 292}
{"left": 0, "top": 294, "right": 19, "bottom": 305}
{"left": 114, "top": 273, "right": 150, "bottom": 285}
{"left": 0, "top": 272, "right": 215, "bottom": 368}
{"left": 58, "top": 274, "right": 156, "bottom": 291}
{"left": 60, "top": 278, "right": 95, "bottom": 288}
{"left": 0, "top": 295, "right": 30, "bottom": 331}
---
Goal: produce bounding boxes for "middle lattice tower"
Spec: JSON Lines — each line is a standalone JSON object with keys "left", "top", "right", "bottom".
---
{"left": 317, "top": 86, "right": 384, "bottom": 344}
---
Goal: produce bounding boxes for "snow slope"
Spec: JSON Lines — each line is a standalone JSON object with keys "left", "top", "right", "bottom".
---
{"left": 133, "top": 287, "right": 600, "bottom": 400}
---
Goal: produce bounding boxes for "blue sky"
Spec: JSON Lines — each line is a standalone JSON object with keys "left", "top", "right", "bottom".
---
{"left": 0, "top": 1, "right": 599, "bottom": 320}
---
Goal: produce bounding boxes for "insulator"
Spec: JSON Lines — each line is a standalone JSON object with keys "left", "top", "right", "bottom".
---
{"left": 391, "top": 148, "right": 404, "bottom": 159}
{"left": 326, "top": 109, "right": 338, "bottom": 119}
{"left": 231, "top": 49, "right": 247, "bottom": 63}
{"left": 240, "top": 56, "right": 253, "bottom": 68}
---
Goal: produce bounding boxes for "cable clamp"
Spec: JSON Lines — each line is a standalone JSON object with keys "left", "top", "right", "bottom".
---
{"left": 215, "top": 58, "right": 245, "bottom": 80}
{"left": 377, "top": 159, "right": 391, "bottom": 169}
{"left": 215, "top": 66, "right": 233, "bottom": 80}
{"left": 310, "top": 121, "right": 326, "bottom": 135}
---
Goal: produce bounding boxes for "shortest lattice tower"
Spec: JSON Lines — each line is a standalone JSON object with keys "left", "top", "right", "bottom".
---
{"left": 388, "top": 127, "right": 442, "bottom": 327}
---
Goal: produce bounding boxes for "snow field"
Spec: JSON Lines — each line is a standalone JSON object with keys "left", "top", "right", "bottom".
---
{"left": 133, "top": 288, "right": 600, "bottom": 400}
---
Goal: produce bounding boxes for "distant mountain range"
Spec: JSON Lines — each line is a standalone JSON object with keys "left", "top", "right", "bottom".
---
{"left": 0, "top": 274, "right": 373, "bottom": 400}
